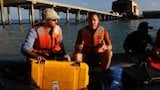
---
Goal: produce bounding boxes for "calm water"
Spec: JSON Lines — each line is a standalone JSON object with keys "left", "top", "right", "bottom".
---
{"left": 0, "top": 18, "right": 160, "bottom": 60}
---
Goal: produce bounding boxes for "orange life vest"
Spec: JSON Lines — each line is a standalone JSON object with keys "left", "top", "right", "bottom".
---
{"left": 81, "top": 26, "right": 105, "bottom": 54}
{"left": 33, "top": 24, "right": 62, "bottom": 56}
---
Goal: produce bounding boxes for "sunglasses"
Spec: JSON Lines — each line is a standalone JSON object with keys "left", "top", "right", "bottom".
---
{"left": 51, "top": 19, "right": 57, "bottom": 21}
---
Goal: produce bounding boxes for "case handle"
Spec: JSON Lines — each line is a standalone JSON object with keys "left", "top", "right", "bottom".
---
{"left": 72, "top": 61, "right": 80, "bottom": 66}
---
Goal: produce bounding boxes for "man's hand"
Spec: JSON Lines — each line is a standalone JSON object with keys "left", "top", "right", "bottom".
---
{"left": 97, "top": 45, "right": 112, "bottom": 53}
{"left": 74, "top": 52, "right": 83, "bottom": 62}
{"left": 64, "top": 54, "right": 71, "bottom": 61}
{"left": 35, "top": 55, "right": 46, "bottom": 61}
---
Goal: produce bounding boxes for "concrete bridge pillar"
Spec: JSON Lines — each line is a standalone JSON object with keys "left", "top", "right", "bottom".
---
{"left": 108, "top": 15, "right": 112, "bottom": 20}
{"left": 18, "top": 5, "right": 22, "bottom": 25}
{"left": 101, "top": 14, "right": 106, "bottom": 20}
{"left": 86, "top": 12, "right": 89, "bottom": 20}
{"left": 29, "top": 9, "right": 31, "bottom": 24}
{"left": 0, "top": 0, "right": 5, "bottom": 26}
{"left": 39, "top": 9, "right": 42, "bottom": 21}
{"left": 82, "top": 14, "right": 87, "bottom": 22}
{"left": 66, "top": 8, "right": 70, "bottom": 23}
{"left": 75, "top": 10, "right": 80, "bottom": 22}
{"left": 103, "top": 15, "right": 105, "bottom": 20}
{"left": 7, "top": 7, "right": 12, "bottom": 25}
{"left": 31, "top": 3, "right": 35, "bottom": 27}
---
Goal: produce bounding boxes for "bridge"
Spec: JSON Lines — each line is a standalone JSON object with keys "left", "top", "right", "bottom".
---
{"left": 0, "top": 0, "right": 122, "bottom": 26}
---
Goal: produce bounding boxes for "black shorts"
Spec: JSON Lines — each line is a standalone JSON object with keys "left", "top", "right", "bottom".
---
{"left": 84, "top": 50, "right": 108, "bottom": 68}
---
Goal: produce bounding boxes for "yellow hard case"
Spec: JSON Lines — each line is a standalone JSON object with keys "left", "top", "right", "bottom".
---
{"left": 31, "top": 60, "right": 89, "bottom": 90}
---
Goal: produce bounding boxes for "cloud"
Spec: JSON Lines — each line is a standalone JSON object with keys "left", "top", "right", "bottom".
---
{"left": 145, "top": 2, "right": 160, "bottom": 11}
{"left": 81, "top": 2, "right": 88, "bottom": 6}
{"left": 150, "top": 2, "right": 156, "bottom": 6}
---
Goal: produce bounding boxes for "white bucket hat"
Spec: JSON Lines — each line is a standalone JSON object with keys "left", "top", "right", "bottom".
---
{"left": 43, "top": 8, "right": 60, "bottom": 20}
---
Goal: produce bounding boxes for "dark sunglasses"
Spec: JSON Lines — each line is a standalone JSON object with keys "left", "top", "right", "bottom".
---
{"left": 51, "top": 19, "right": 57, "bottom": 21}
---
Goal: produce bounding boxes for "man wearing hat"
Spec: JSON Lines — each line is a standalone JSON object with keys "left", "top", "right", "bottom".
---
{"left": 21, "top": 8, "right": 71, "bottom": 61}
{"left": 123, "top": 22, "right": 153, "bottom": 61}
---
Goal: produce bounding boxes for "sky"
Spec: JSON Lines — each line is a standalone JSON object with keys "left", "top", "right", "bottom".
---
{"left": 53, "top": 0, "right": 160, "bottom": 12}
{"left": 1, "top": 0, "right": 160, "bottom": 20}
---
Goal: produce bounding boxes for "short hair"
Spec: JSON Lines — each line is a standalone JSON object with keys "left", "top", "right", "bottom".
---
{"left": 88, "top": 12, "right": 100, "bottom": 20}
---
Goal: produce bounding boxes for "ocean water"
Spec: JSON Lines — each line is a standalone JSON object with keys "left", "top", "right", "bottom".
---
{"left": 0, "top": 18, "right": 160, "bottom": 60}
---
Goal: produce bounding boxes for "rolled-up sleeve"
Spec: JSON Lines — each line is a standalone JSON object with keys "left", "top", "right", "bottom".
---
{"left": 104, "top": 28, "right": 111, "bottom": 45}
{"left": 21, "top": 28, "right": 37, "bottom": 52}
{"left": 59, "top": 26, "right": 63, "bottom": 43}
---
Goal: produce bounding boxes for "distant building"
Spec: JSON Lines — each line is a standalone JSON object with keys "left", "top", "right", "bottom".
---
{"left": 112, "top": 0, "right": 142, "bottom": 18}
{"left": 143, "top": 11, "right": 160, "bottom": 18}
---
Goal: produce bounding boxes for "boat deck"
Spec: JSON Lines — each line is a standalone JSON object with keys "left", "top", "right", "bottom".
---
{"left": 0, "top": 53, "right": 160, "bottom": 90}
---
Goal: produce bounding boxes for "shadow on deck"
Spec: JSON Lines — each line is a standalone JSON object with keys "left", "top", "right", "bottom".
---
{"left": 111, "top": 53, "right": 132, "bottom": 67}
